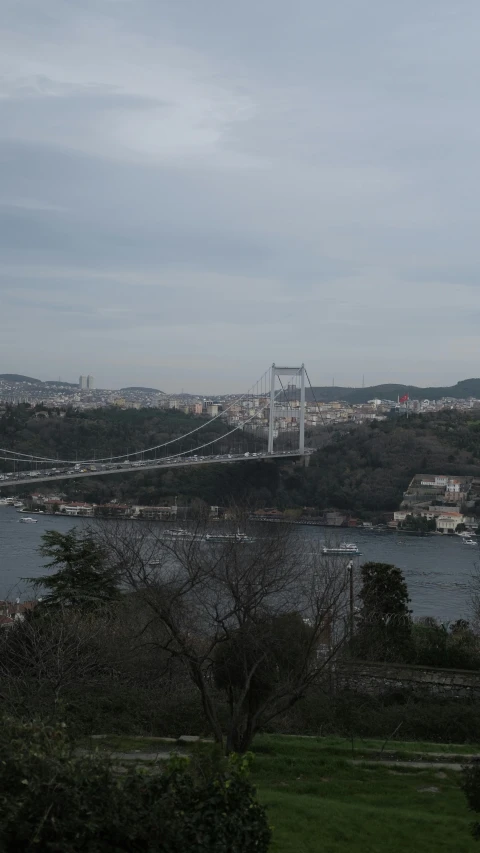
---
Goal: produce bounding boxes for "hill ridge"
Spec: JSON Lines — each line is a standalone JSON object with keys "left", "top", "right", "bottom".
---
{"left": 306, "top": 378, "right": 480, "bottom": 404}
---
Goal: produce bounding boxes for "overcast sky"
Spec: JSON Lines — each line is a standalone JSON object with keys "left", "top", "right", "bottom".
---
{"left": 1, "top": 1, "right": 480, "bottom": 392}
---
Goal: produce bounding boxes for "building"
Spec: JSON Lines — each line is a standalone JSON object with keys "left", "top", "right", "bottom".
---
{"left": 402, "top": 474, "right": 474, "bottom": 510}
{"left": 134, "top": 505, "right": 176, "bottom": 520}
{"left": 393, "top": 507, "right": 477, "bottom": 533}
{"left": 79, "top": 375, "right": 95, "bottom": 390}
{"left": 204, "top": 401, "right": 220, "bottom": 416}
{"left": 436, "top": 514, "right": 463, "bottom": 534}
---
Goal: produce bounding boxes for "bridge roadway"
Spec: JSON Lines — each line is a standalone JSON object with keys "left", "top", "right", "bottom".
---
{"left": 0, "top": 449, "right": 313, "bottom": 490}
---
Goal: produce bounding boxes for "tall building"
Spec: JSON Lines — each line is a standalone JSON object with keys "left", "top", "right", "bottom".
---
{"left": 79, "top": 375, "right": 87, "bottom": 390}
{"left": 87, "top": 375, "right": 95, "bottom": 390}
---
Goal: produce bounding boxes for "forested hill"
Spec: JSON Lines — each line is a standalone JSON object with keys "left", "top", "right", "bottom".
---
{"left": 0, "top": 374, "right": 43, "bottom": 384}
{"left": 76, "top": 412, "right": 480, "bottom": 514}
{"left": 306, "top": 378, "right": 480, "bottom": 404}
{"left": 301, "top": 412, "right": 480, "bottom": 515}
{"left": 3, "top": 405, "right": 480, "bottom": 517}
{"left": 0, "top": 375, "right": 76, "bottom": 386}
{"left": 0, "top": 405, "right": 238, "bottom": 464}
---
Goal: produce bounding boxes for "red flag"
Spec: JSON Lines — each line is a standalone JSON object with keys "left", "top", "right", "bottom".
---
{"left": 399, "top": 393, "right": 409, "bottom": 403}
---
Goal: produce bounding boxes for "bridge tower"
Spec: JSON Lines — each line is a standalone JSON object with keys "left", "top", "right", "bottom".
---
{"left": 267, "top": 364, "right": 306, "bottom": 455}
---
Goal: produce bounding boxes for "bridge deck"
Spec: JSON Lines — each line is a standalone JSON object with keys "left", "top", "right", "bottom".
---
{"left": 0, "top": 450, "right": 312, "bottom": 489}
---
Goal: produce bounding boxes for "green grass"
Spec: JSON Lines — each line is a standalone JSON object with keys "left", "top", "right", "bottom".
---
{"left": 84, "top": 733, "right": 480, "bottom": 757}
{"left": 290, "top": 735, "right": 480, "bottom": 755}
{"left": 82, "top": 732, "right": 479, "bottom": 851}
{"left": 249, "top": 736, "right": 477, "bottom": 852}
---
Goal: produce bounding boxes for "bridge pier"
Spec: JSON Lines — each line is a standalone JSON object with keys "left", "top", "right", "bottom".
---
{"left": 268, "top": 363, "right": 306, "bottom": 456}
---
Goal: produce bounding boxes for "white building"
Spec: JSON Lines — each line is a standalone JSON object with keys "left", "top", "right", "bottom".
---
{"left": 87, "top": 375, "right": 95, "bottom": 390}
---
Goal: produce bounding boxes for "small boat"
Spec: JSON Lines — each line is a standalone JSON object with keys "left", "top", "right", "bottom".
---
{"left": 13, "top": 502, "right": 24, "bottom": 508}
{"left": 322, "top": 543, "right": 360, "bottom": 555}
{"left": 18, "top": 517, "right": 38, "bottom": 524}
{"left": 462, "top": 538, "right": 477, "bottom": 546}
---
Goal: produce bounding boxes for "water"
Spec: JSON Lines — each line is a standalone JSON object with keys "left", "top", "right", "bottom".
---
{"left": 0, "top": 508, "right": 89, "bottom": 598}
{"left": 0, "top": 507, "right": 477, "bottom": 622}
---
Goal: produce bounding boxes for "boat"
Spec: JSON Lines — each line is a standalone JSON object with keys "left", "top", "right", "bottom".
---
{"left": 462, "top": 538, "right": 477, "bottom": 546}
{"left": 204, "top": 531, "right": 256, "bottom": 544}
{"left": 13, "top": 502, "right": 24, "bottom": 508}
{"left": 322, "top": 543, "right": 361, "bottom": 555}
{"left": 163, "top": 528, "right": 197, "bottom": 541}
{"left": 18, "top": 517, "right": 38, "bottom": 524}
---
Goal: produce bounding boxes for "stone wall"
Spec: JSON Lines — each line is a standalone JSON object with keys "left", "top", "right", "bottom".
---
{"left": 334, "top": 660, "right": 480, "bottom": 699}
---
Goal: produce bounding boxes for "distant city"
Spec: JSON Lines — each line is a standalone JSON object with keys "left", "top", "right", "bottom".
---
{"left": 1, "top": 372, "right": 480, "bottom": 434}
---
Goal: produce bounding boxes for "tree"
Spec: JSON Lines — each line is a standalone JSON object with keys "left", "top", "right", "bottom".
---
{"left": 28, "top": 529, "right": 120, "bottom": 613}
{"left": 97, "top": 518, "right": 350, "bottom": 754}
{"left": 213, "top": 613, "right": 315, "bottom": 752}
{"left": 354, "top": 562, "right": 413, "bottom": 662}
{"left": 0, "top": 608, "right": 108, "bottom": 717}
{"left": 398, "top": 514, "right": 435, "bottom": 533}
{"left": 413, "top": 617, "right": 480, "bottom": 670}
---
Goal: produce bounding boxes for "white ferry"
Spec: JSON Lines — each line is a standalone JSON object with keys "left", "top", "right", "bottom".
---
{"left": 164, "top": 528, "right": 196, "bottom": 541}
{"left": 18, "top": 517, "right": 38, "bottom": 524}
{"left": 204, "top": 530, "right": 256, "bottom": 544}
{"left": 322, "top": 543, "right": 360, "bottom": 555}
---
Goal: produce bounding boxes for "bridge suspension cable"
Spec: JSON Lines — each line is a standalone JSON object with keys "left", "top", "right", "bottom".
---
{"left": 0, "top": 366, "right": 305, "bottom": 469}
{"left": 0, "top": 366, "right": 274, "bottom": 465}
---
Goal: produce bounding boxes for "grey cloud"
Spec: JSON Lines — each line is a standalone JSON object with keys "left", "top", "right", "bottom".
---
{"left": 1, "top": 0, "right": 480, "bottom": 389}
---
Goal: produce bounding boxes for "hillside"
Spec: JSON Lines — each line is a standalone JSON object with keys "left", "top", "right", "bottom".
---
{"left": 4, "top": 405, "right": 480, "bottom": 516}
{"left": 0, "top": 405, "right": 237, "bottom": 463}
{"left": 0, "top": 404, "right": 260, "bottom": 505}
{"left": 299, "top": 411, "right": 480, "bottom": 515}
{"left": 306, "top": 378, "right": 480, "bottom": 404}
{"left": 0, "top": 375, "right": 76, "bottom": 387}
{"left": 120, "top": 386, "right": 165, "bottom": 393}
{"left": 0, "top": 373, "right": 42, "bottom": 384}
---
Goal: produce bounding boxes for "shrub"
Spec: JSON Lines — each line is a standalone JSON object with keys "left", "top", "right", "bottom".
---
{"left": 268, "top": 688, "right": 480, "bottom": 743}
{"left": 0, "top": 718, "right": 271, "bottom": 853}
{"left": 461, "top": 760, "right": 480, "bottom": 841}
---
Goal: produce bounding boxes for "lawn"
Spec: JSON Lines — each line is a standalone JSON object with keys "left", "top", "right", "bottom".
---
{"left": 250, "top": 736, "right": 477, "bottom": 853}
{"left": 85, "top": 733, "right": 478, "bottom": 851}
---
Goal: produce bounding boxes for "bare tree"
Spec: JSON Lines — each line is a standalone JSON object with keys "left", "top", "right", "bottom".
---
{"left": 0, "top": 609, "right": 110, "bottom": 717}
{"left": 96, "top": 518, "right": 350, "bottom": 753}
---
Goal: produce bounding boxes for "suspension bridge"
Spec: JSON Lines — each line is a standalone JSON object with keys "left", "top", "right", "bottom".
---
{"left": 0, "top": 364, "right": 321, "bottom": 489}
